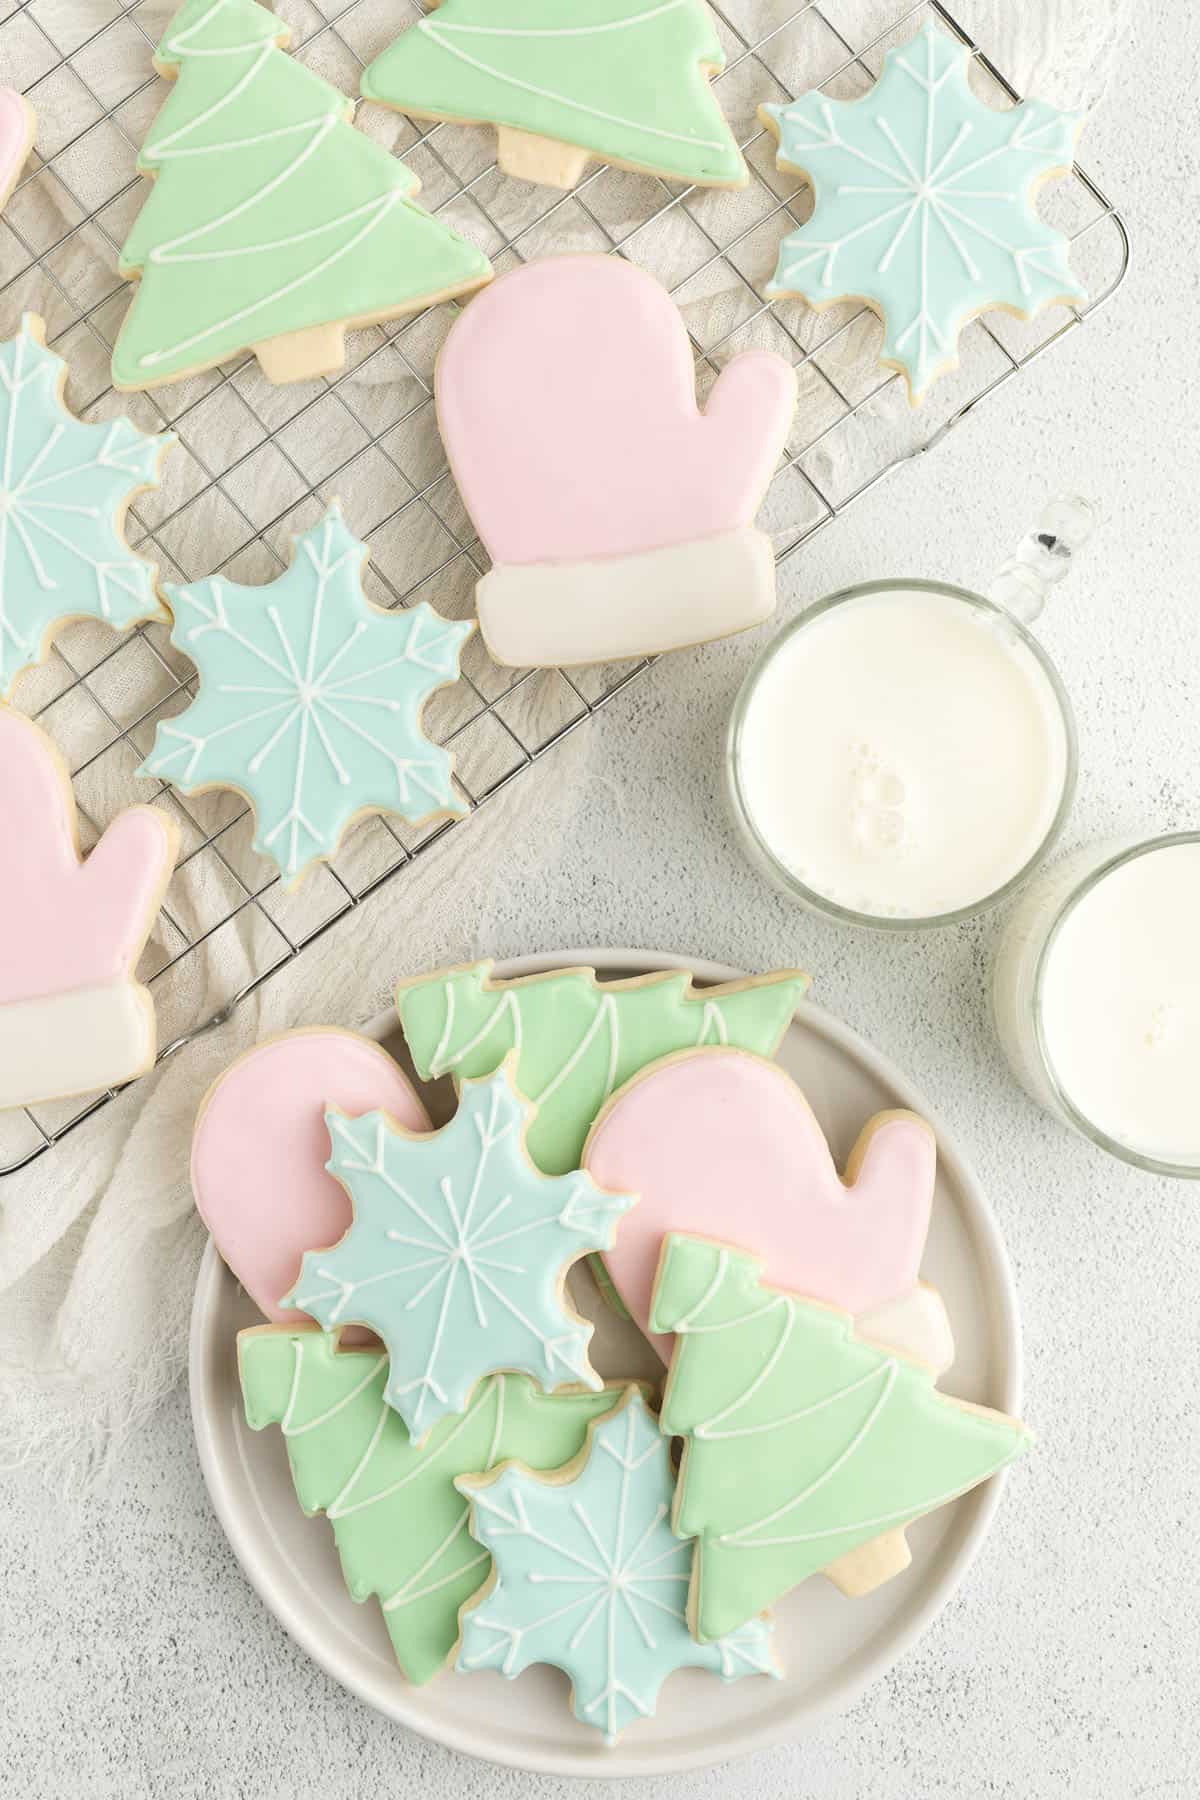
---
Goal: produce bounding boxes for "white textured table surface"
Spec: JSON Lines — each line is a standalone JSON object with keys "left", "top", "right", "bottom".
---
{"left": 4, "top": 4, "right": 1199, "bottom": 1795}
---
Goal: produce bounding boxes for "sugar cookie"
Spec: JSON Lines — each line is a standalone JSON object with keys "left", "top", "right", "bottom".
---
{"left": 361, "top": 0, "right": 747, "bottom": 193}
{"left": 396, "top": 959, "right": 808, "bottom": 1175}
{"left": 139, "top": 504, "right": 472, "bottom": 887}
{"left": 652, "top": 1234, "right": 1031, "bottom": 1641}
{"left": 283, "top": 1063, "right": 636, "bottom": 1442}
{"left": 760, "top": 21, "right": 1085, "bottom": 401}
{"left": 0, "top": 707, "right": 178, "bottom": 1109}
{"left": 112, "top": 0, "right": 493, "bottom": 390}
{"left": 583, "top": 1047, "right": 954, "bottom": 1373}
{"left": 435, "top": 256, "right": 797, "bottom": 666}
{"left": 0, "top": 315, "right": 172, "bottom": 698}
{"left": 457, "top": 1387, "right": 778, "bottom": 1742}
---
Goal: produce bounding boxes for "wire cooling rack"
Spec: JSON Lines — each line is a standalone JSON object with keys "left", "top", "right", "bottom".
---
{"left": 0, "top": 0, "right": 1128, "bottom": 1174}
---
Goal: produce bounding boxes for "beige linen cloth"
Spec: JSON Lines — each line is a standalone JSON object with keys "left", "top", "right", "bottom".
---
{"left": 0, "top": 0, "right": 1128, "bottom": 1482}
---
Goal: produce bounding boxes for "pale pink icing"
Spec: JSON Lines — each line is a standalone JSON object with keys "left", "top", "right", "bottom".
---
{"left": 584, "top": 1048, "right": 937, "bottom": 1357}
{"left": 435, "top": 254, "right": 796, "bottom": 565}
{"left": 191, "top": 1030, "right": 431, "bottom": 1324}
{"left": 0, "top": 88, "right": 31, "bottom": 202}
{"left": 0, "top": 708, "right": 175, "bottom": 1004}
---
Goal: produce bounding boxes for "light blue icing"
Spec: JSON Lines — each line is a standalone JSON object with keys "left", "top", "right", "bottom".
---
{"left": 0, "top": 314, "right": 171, "bottom": 695}
{"left": 763, "top": 21, "right": 1085, "bottom": 396}
{"left": 456, "top": 1389, "right": 779, "bottom": 1743}
{"left": 139, "top": 503, "right": 472, "bottom": 885}
{"left": 283, "top": 1065, "right": 636, "bottom": 1440}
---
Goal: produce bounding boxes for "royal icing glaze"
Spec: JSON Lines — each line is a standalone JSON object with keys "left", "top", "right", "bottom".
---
{"left": 761, "top": 21, "right": 1085, "bottom": 400}
{"left": 361, "top": 0, "right": 746, "bottom": 192}
{"left": 434, "top": 256, "right": 797, "bottom": 666}
{"left": 0, "top": 707, "right": 178, "bottom": 1109}
{"left": 192, "top": 1028, "right": 430, "bottom": 1325}
{"left": 283, "top": 1065, "right": 636, "bottom": 1441}
{"left": 652, "top": 1235, "right": 1031, "bottom": 1642}
{"left": 0, "top": 316, "right": 172, "bottom": 698}
{"left": 458, "top": 1388, "right": 778, "bottom": 1742}
{"left": 396, "top": 961, "right": 809, "bottom": 1176}
{"left": 112, "top": 0, "right": 493, "bottom": 390}
{"left": 239, "top": 1326, "right": 622, "bottom": 1684}
{"left": 583, "top": 1048, "right": 953, "bottom": 1372}
{"left": 0, "top": 88, "right": 35, "bottom": 213}
{"left": 139, "top": 505, "right": 472, "bottom": 886}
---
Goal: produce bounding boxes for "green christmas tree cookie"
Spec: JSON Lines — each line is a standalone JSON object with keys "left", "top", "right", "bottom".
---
{"left": 651, "top": 1234, "right": 1032, "bottom": 1642}
{"left": 395, "top": 961, "right": 809, "bottom": 1175}
{"left": 113, "top": 0, "right": 492, "bottom": 391}
{"left": 239, "top": 1325, "right": 625, "bottom": 1683}
{"left": 360, "top": 0, "right": 748, "bottom": 192}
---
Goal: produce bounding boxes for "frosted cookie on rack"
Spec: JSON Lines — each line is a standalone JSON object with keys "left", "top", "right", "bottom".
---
{"left": 396, "top": 959, "right": 808, "bottom": 1175}
{"left": 192, "top": 1027, "right": 431, "bottom": 1325}
{"left": 435, "top": 256, "right": 797, "bottom": 667}
{"left": 360, "top": 0, "right": 747, "bottom": 192}
{"left": 282, "top": 1062, "right": 636, "bottom": 1443}
{"left": 111, "top": 0, "right": 493, "bottom": 391}
{"left": 0, "top": 87, "right": 35, "bottom": 213}
{"left": 457, "top": 1387, "right": 778, "bottom": 1742}
{"left": 759, "top": 20, "right": 1085, "bottom": 402}
{"left": 584, "top": 1047, "right": 955, "bottom": 1377}
{"left": 240, "top": 1326, "right": 629, "bottom": 1684}
{"left": 0, "top": 316, "right": 173, "bottom": 699}
{"left": 139, "top": 503, "right": 473, "bottom": 888}
{"left": 651, "top": 1234, "right": 1031, "bottom": 1641}
{"left": 0, "top": 708, "right": 178, "bottom": 1109}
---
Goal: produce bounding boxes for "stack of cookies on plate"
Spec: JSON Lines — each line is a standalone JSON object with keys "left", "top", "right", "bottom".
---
{"left": 194, "top": 960, "right": 1031, "bottom": 1745}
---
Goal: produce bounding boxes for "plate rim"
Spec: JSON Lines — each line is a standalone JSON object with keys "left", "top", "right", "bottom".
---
{"left": 190, "top": 946, "right": 1023, "bottom": 1778}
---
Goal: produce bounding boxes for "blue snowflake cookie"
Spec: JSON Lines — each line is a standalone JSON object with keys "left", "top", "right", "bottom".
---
{"left": 457, "top": 1388, "right": 779, "bottom": 1743}
{"left": 760, "top": 21, "right": 1085, "bottom": 399}
{"left": 0, "top": 314, "right": 172, "bottom": 696}
{"left": 140, "top": 502, "right": 473, "bottom": 885}
{"left": 283, "top": 1061, "right": 637, "bottom": 1441}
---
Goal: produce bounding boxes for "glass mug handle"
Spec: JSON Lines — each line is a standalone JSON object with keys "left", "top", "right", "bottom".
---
{"left": 988, "top": 494, "right": 1100, "bottom": 625}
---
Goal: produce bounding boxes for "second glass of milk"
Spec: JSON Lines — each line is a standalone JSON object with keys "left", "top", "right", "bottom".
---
{"left": 727, "top": 577, "right": 1076, "bottom": 929}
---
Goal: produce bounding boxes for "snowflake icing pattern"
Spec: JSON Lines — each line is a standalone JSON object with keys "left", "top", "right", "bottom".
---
{"left": 457, "top": 1390, "right": 778, "bottom": 1743}
{"left": 763, "top": 22, "right": 1085, "bottom": 397}
{"left": 140, "top": 503, "right": 472, "bottom": 884}
{"left": 284, "top": 1064, "right": 636, "bottom": 1440}
{"left": 0, "top": 314, "right": 170, "bottom": 695}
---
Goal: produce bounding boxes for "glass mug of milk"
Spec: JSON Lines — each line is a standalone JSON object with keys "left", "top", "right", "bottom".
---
{"left": 992, "top": 835, "right": 1200, "bottom": 1177}
{"left": 726, "top": 500, "right": 1093, "bottom": 929}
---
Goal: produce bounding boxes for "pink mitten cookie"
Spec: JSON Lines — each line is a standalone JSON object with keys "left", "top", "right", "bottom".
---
{"left": 583, "top": 1046, "right": 953, "bottom": 1372}
{"left": 436, "top": 255, "right": 797, "bottom": 667}
{"left": 0, "top": 708, "right": 178, "bottom": 1109}
{"left": 191, "top": 1028, "right": 431, "bottom": 1323}
{"left": 0, "top": 88, "right": 35, "bottom": 213}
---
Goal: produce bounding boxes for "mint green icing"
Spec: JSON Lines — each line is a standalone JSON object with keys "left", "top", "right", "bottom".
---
{"left": 458, "top": 1389, "right": 778, "bottom": 1742}
{"left": 361, "top": 0, "right": 746, "bottom": 189}
{"left": 239, "top": 1326, "right": 619, "bottom": 1684}
{"left": 763, "top": 21, "right": 1085, "bottom": 397}
{"left": 138, "top": 505, "right": 471, "bottom": 886}
{"left": 0, "top": 316, "right": 170, "bottom": 696}
{"left": 396, "top": 962, "right": 809, "bottom": 1176}
{"left": 283, "top": 1067, "right": 636, "bottom": 1440}
{"left": 652, "top": 1233, "right": 1032, "bottom": 1642}
{"left": 113, "top": 0, "right": 491, "bottom": 388}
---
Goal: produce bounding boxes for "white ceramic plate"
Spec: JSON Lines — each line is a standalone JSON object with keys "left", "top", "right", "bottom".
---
{"left": 190, "top": 949, "right": 1023, "bottom": 1778}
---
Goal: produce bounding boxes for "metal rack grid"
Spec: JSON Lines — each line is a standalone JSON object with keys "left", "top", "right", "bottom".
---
{"left": 0, "top": 0, "right": 1128, "bottom": 1175}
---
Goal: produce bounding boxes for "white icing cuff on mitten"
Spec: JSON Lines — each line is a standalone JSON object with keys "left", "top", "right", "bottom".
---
{"left": 476, "top": 527, "right": 778, "bottom": 668}
{"left": 0, "top": 979, "right": 156, "bottom": 1110}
